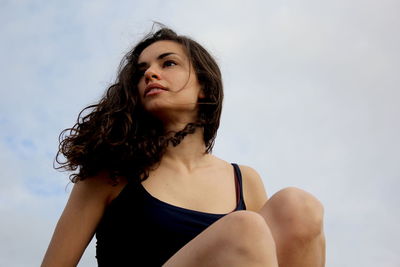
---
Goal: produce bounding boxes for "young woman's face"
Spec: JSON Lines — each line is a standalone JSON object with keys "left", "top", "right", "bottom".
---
{"left": 137, "top": 40, "right": 204, "bottom": 120}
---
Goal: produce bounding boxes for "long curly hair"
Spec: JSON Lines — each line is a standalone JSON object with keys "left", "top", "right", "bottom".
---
{"left": 55, "top": 26, "right": 223, "bottom": 183}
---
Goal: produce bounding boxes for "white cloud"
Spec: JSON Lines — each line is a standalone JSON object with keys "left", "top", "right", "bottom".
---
{"left": 1, "top": 0, "right": 399, "bottom": 266}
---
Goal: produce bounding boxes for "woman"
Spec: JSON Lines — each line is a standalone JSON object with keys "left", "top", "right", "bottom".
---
{"left": 42, "top": 26, "right": 326, "bottom": 266}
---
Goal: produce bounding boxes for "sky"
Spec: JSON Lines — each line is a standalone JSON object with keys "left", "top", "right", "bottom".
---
{"left": 1, "top": 0, "right": 399, "bottom": 266}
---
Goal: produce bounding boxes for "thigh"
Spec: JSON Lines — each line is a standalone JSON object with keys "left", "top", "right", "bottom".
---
{"left": 162, "top": 210, "right": 278, "bottom": 267}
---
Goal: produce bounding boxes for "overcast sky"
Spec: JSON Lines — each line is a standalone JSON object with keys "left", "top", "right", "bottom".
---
{"left": 1, "top": 0, "right": 399, "bottom": 266}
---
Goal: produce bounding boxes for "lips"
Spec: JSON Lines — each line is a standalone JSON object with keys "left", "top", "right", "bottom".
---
{"left": 144, "top": 83, "right": 168, "bottom": 97}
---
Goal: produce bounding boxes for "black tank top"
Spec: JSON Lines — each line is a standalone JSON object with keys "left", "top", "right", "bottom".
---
{"left": 95, "top": 163, "right": 246, "bottom": 266}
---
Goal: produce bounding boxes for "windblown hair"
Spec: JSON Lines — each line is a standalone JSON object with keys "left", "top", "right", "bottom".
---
{"left": 55, "top": 26, "right": 223, "bottom": 183}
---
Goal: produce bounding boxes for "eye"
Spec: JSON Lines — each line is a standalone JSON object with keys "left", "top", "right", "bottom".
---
{"left": 163, "top": 60, "right": 177, "bottom": 67}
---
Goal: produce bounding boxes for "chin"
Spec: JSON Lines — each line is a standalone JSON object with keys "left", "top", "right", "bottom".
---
{"left": 142, "top": 103, "right": 170, "bottom": 119}
{"left": 144, "top": 101, "right": 170, "bottom": 113}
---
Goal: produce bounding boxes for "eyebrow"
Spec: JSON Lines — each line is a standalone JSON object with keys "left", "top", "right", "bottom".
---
{"left": 137, "top": 52, "right": 178, "bottom": 68}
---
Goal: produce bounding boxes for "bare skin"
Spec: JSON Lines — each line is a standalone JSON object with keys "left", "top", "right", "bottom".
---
{"left": 41, "top": 149, "right": 325, "bottom": 267}
{"left": 42, "top": 40, "right": 325, "bottom": 266}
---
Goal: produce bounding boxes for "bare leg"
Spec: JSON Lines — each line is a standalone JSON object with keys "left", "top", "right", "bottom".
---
{"left": 163, "top": 210, "right": 279, "bottom": 267}
{"left": 259, "top": 187, "right": 326, "bottom": 267}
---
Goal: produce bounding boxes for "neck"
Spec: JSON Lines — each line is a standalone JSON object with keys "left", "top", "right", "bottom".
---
{"left": 161, "top": 124, "right": 209, "bottom": 173}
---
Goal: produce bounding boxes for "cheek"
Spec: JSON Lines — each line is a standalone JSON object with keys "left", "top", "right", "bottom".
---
{"left": 137, "top": 80, "right": 146, "bottom": 96}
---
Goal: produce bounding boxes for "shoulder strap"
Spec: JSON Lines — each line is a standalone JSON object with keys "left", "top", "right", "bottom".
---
{"left": 231, "top": 163, "right": 246, "bottom": 210}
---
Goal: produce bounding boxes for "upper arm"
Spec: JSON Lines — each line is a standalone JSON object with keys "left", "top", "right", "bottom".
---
{"left": 239, "top": 165, "right": 268, "bottom": 212}
{"left": 41, "top": 173, "right": 123, "bottom": 267}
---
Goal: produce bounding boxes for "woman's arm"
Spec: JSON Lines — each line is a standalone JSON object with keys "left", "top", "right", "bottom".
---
{"left": 41, "top": 173, "right": 123, "bottom": 267}
{"left": 239, "top": 165, "right": 269, "bottom": 212}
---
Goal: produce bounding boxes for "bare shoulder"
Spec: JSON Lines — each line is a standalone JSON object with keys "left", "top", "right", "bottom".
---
{"left": 41, "top": 172, "right": 127, "bottom": 266}
{"left": 238, "top": 164, "right": 268, "bottom": 212}
{"left": 208, "top": 156, "right": 268, "bottom": 211}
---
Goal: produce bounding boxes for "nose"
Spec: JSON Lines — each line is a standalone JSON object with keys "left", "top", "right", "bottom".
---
{"left": 144, "top": 66, "right": 160, "bottom": 84}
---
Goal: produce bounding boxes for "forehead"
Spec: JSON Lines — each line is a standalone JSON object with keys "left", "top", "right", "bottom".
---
{"left": 138, "top": 40, "right": 187, "bottom": 63}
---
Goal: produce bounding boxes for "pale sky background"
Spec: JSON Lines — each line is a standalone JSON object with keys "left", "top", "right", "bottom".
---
{"left": 1, "top": 0, "right": 399, "bottom": 266}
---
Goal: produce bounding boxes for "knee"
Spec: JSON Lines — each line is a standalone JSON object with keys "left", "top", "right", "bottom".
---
{"left": 270, "top": 187, "right": 324, "bottom": 242}
{"left": 223, "top": 211, "right": 274, "bottom": 242}
{"left": 220, "top": 211, "right": 277, "bottom": 259}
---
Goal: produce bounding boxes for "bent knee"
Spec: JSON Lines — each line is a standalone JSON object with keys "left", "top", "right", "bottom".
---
{"left": 223, "top": 211, "right": 271, "bottom": 236}
{"left": 218, "top": 211, "right": 277, "bottom": 261}
{"left": 164, "top": 211, "right": 277, "bottom": 266}
{"left": 219, "top": 211, "right": 275, "bottom": 245}
{"left": 270, "top": 187, "right": 324, "bottom": 241}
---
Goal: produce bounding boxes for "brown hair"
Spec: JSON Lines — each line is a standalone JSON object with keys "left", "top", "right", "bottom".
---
{"left": 55, "top": 25, "right": 223, "bottom": 183}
